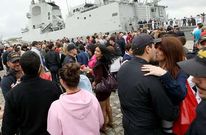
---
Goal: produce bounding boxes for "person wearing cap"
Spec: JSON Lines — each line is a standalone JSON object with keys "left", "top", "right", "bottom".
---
{"left": 178, "top": 48, "right": 206, "bottom": 135}
{"left": 1, "top": 52, "right": 23, "bottom": 99}
{"left": 2, "top": 51, "right": 62, "bottom": 135}
{"left": 62, "top": 43, "right": 78, "bottom": 66}
{"left": 117, "top": 33, "right": 179, "bottom": 135}
{"left": 141, "top": 36, "right": 188, "bottom": 134}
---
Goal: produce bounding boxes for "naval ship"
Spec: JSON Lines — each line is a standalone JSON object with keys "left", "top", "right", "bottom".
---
{"left": 21, "top": 0, "right": 167, "bottom": 41}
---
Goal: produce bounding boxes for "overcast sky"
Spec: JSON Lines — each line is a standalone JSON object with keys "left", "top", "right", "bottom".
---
{"left": 0, "top": 0, "right": 205, "bottom": 39}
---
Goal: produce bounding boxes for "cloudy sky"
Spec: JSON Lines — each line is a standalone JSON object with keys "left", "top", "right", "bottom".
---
{"left": 0, "top": 0, "right": 205, "bottom": 39}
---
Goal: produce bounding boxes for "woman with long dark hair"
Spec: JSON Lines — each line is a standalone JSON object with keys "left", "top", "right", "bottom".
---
{"left": 93, "top": 45, "right": 114, "bottom": 133}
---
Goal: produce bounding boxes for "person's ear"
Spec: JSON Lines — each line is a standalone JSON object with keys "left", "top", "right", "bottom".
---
{"left": 7, "top": 61, "right": 12, "bottom": 67}
{"left": 145, "top": 45, "right": 151, "bottom": 54}
{"left": 60, "top": 79, "right": 68, "bottom": 90}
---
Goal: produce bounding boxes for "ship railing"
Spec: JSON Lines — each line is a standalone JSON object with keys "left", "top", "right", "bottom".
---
{"left": 137, "top": 22, "right": 164, "bottom": 29}
{"left": 80, "top": 5, "right": 98, "bottom": 13}
{"left": 52, "top": 22, "right": 64, "bottom": 31}
{"left": 41, "top": 23, "right": 52, "bottom": 33}
{"left": 136, "top": 22, "right": 198, "bottom": 30}
{"left": 52, "top": 18, "right": 65, "bottom": 29}
{"left": 84, "top": 3, "right": 95, "bottom": 8}
{"left": 53, "top": 15, "right": 65, "bottom": 24}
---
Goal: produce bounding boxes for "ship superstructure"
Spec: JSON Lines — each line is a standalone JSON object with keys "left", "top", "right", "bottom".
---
{"left": 21, "top": 0, "right": 167, "bottom": 41}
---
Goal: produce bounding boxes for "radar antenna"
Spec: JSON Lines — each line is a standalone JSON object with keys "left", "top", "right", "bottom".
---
{"left": 143, "top": 0, "right": 161, "bottom": 4}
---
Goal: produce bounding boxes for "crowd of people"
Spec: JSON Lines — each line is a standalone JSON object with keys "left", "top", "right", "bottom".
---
{"left": 137, "top": 13, "right": 206, "bottom": 31}
{"left": 0, "top": 21, "right": 206, "bottom": 135}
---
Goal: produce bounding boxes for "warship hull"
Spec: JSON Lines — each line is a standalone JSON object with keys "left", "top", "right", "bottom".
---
{"left": 21, "top": 1, "right": 167, "bottom": 41}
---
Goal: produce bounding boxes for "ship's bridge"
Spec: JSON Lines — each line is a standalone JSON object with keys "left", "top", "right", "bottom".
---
{"left": 24, "top": 0, "right": 65, "bottom": 33}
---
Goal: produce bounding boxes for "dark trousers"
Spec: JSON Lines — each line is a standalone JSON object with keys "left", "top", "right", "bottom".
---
{"left": 51, "top": 71, "right": 59, "bottom": 83}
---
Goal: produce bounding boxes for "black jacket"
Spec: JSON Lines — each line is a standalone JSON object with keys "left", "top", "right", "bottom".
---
{"left": 2, "top": 76, "right": 62, "bottom": 135}
{"left": 117, "top": 57, "right": 179, "bottom": 135}
{"left": 1, "top": 70, "right": 17, "bottom": 98}
{"left": 45, "top": 50, "right": 60, "bottom": 72}
{"left": 186, "top": 100, "right": 206, "bottom": 135}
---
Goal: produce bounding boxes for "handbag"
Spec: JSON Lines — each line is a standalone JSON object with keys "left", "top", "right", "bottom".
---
{"left": 107, "top": 73, "right": 118, "bottom": 91}
{"left": 94, "top": 64, "right": 118, "bottom": 93}
{"left": 172, "top": 81, "right": 198, "bottom": 135}
{"left": 95, "top": 77, "right": 108, "bottom": 93}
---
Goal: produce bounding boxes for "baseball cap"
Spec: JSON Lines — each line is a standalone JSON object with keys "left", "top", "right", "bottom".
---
{"left": 131, "top": 33, "right": 155, "bottom": 50}
{"left": 7, "top": 52, "right": 21, "bottom": 63}
{"left": 67, "top": 43, "right": 77, "bottom": 52}
{"left": 178, "top": 48, "right": 206, "bottom": 77}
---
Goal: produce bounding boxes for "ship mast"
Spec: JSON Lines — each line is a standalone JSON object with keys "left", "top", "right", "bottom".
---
{"left": 65, "top": 0, "right": 71, "bottom": 15}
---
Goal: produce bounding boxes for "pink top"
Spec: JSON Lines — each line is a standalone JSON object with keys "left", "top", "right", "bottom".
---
{"left": 47, "top": 90, "right": 104, "bottom": 135}
{"left": 88, "top": 55, "right": 97, "bottom": 69}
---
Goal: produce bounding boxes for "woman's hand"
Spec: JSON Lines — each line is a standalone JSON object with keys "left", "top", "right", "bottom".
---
{"left": 141, "top": 64, "right": 167, "bottom": 76}
{"left": 92, "top": 82, "right": 96, "bottom": 89}
{"left": 80, "top": 65, "right": 92, "bottom": 73}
